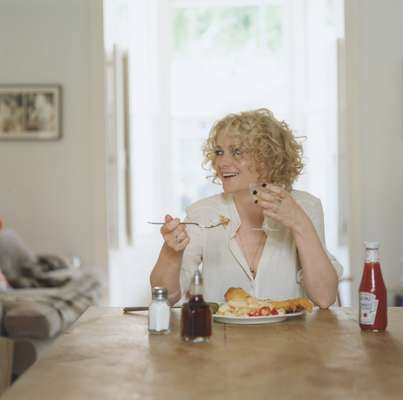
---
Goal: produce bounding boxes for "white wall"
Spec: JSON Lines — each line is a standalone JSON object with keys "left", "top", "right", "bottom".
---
{"left": 345, "top": 0, "right": 403, "bottom": 307}
{"left": 0, "top": 1, "right": 109, "bottom": 283}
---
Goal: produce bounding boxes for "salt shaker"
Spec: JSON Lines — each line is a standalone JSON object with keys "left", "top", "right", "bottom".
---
{"left": 148, "top": 287, "right": 171, "bottom": 335}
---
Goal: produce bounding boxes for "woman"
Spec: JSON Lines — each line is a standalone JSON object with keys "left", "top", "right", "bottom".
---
{"left": 150, "top": 109, "right": 342, "bottom": 307}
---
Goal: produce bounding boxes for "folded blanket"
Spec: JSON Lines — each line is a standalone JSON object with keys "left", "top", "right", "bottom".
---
{"left": 10, "top": 255, "right": 72, "bottom": 288}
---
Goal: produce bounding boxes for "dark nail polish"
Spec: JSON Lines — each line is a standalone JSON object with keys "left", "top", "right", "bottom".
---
{"left": 252, "top": 190, "right": 257, "bottom": 195}
{"left": 261, "top": 183, "right": 267, "bottom": 188}
{"left": 254, "top": 199, "right": 258, "bottom": 204}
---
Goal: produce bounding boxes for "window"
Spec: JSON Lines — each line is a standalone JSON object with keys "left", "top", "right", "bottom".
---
{"left": 104, "top": 0, "right": 349, "bottom": 306}
{"left": 171, "top": 2, "right": 290, "bottom": 215}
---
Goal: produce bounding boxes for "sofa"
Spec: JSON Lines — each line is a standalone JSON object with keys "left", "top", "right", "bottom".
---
{"left": 0, "top": 228, "right": 101, "bottom": 378}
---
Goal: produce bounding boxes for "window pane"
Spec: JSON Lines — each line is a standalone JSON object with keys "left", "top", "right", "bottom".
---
{"left": 171, "top": 3, "right": 288, "bottom": 216}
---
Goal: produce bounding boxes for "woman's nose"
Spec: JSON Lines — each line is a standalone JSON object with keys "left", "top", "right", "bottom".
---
{"left": 217, "top": 151, "right": 234, "bottom": 165}
{"left": 216, "top": 157, "right": 231, "bottom": 168}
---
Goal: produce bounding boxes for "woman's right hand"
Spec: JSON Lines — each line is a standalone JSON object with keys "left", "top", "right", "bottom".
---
{"left": 161, "top": 214, "right": 190, "bottom": 252}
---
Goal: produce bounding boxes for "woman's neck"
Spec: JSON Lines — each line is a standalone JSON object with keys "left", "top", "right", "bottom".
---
{"left": 233, "top": 189, "right": 264, "bottom": 227}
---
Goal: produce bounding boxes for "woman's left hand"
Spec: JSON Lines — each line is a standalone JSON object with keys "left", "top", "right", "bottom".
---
{"left": 253, "top": 184, "right": 309, "bottom": 233}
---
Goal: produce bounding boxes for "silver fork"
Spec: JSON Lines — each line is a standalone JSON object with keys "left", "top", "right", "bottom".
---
{"left": 147, "top": 221, "right": 225, "bottom": 229}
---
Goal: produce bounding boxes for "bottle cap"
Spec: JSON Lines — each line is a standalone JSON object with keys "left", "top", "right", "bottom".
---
{"left": 151, "top": 287, "right": 168, "bottom": 300}
{"left": 365, "top": 241, "right": 380, "bottom": 250}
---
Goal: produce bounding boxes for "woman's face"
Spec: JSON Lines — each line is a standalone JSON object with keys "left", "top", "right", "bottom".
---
{"left": 213, "top": 132, "right": 259, "bottom": 194}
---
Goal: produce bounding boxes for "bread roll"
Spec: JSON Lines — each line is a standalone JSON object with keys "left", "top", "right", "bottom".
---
{"left": 224, "top": 287, "right": 250, "bottom": 303}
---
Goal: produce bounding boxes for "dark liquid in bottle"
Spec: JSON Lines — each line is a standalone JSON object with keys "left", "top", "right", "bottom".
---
{"left": 181, "top": 295, "right": 212, "bottom": 343}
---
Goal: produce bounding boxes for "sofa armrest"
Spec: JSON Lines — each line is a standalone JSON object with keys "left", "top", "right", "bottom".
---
{"left": 0, "top": 302, "right": 3, "bottom": 335}
{"left": 0, "top": 337, "right": 13, "bottom": 395}
{"left": 1, "top": 274, "right": 101, "bottom": 340}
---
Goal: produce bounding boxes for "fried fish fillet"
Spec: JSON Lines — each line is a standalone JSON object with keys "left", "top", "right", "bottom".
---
{"left": 269, "top": 298, "right": 314, "bottom": 313}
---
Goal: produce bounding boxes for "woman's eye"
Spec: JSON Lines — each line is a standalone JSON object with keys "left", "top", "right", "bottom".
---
{"left": 232, "top": 148, "right": 242, "bottom": 157}
{"left": 214, "top": 149, "right": 224, "bottom": 156}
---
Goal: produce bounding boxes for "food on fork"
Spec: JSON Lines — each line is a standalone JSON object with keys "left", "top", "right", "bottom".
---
{"left": 217, "top": 287, "right": 313, "bottom": 317}
{"left": 218, "top": 214, "right": 230, "bottom": 228}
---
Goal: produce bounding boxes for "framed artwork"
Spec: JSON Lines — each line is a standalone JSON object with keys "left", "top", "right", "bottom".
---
{"left": 0, "top": 84, "right": 62, "bottom": 140}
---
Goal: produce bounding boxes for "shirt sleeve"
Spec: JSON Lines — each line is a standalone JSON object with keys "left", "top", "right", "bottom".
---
{"left": 297, "top": 196, "right": 344, "bottom": 281}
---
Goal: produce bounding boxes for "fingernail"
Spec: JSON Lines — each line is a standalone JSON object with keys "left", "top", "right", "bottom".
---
{"left": 252, "top": 190, "right": 257, "bottom": 195}
{"left": 254, "top": 199, "right": 258, "bottom": 204}
{"left": 261, "top": 183, "right": 267, "bottom": 188}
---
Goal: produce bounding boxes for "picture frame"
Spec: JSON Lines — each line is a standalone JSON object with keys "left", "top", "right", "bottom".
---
{"left": 0, "top": 84, "right": 62, "bottom": 140}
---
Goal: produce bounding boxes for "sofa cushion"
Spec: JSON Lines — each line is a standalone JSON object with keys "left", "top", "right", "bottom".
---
{"left": 0, "top": 229, "right": 36, "bottom": 281}
{"left": 2, "top": 274, "right": 100, "bottom": 339}
{"left": 0, "top": 269, "right": 10, "bottom": 291}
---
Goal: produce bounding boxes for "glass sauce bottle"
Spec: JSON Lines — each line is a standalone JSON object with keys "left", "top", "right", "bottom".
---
{"left": 181, "top": 269, "right": 212, "bottom": 343}
{"left": 359, "top": 242, "right": 387, "bottom": 331}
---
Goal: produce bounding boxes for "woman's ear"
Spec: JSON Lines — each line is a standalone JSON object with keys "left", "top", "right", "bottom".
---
{"left": 0, "top": 219, "right": 3, "bottom": 231}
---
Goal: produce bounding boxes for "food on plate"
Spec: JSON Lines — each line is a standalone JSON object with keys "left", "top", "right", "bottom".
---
{"left": 217, "top": 287, "right": 313, "bottom": 317}
{"left": 219, "top": 215, "right": 230, "bottom": 227}
{"left": 224, "top": 287, "right": 250, "bottom": 302}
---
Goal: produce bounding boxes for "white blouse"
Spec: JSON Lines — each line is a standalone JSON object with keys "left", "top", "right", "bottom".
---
{"left": 179, "top": 190, "right": 343, "bottom": 304}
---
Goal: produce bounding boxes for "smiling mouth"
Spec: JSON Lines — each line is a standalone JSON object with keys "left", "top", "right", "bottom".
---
{"left": 222, "top": 172, "right": 240, "bottom": 178}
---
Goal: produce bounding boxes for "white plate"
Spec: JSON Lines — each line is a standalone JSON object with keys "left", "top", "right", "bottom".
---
{"left": 213, "top": 310, "right": 305, "bottom": 325}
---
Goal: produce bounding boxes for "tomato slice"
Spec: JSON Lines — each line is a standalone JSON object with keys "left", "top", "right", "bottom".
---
{"left": 260, "top": 307, "right": 271, "bottom": 316}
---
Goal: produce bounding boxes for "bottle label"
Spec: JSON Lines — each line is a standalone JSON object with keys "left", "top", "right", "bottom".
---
{"left": 359, "top": 292, "right": 379, "bottom": 325}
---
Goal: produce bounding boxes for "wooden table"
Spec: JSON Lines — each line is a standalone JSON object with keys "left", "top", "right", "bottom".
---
{"left": 3, "top": 307, "right": 403, "bottom": 400}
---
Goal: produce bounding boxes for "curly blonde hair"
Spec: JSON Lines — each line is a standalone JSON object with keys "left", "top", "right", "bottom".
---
{"left": 202, "top": 108, "right": 304, "bottom": 191}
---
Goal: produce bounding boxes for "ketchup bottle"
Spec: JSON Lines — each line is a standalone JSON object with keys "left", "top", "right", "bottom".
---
{"left": 359, "top": 242, "right": 387, "bottom": 331}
